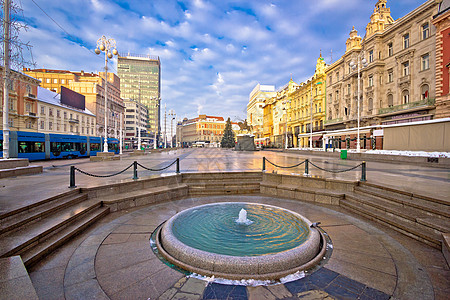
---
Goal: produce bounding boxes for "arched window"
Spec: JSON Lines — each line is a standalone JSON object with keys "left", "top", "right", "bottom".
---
{"left": 402, "top": 90, "right": 410, "bottom": 104}
{"left": 387, "top": 94, "right": 393, "bottom": 107}
{"left": 421, "top": 84, "right": 429, "bottom": 100}
{"left": 368, "top": 98, "right": 373, "bottom": 113}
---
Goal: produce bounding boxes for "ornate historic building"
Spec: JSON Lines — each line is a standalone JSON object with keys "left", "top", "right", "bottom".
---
{"left": 324, "top": 0, "right": 439, "bottom": 149}
{"left": 432, "top": 0, "right": 450, "bottom": 118}
{"left": 289, "top": 54, "right": 327, "bottom": 148}
{"left": 23, "top": 68, "right": 124, "bottom": 138}
{"left": 177, "top": 115, "right": 225, "bottom": 147}
{"left": 247, "top": 84, "right": 276, "bottom": 146}
{"left": 0, "top": 68, "right": 40, "bottom": 132}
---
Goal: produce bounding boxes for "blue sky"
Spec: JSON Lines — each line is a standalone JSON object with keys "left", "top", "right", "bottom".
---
{"left": 19, "top": 0, "right": 427, "bottom": 122}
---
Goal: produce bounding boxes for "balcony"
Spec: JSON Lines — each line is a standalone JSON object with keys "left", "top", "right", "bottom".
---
{"left": 24, "top": 93, "right": 37, "bottom": 99}
{"left": 378, "top": 98, "right": 435, "bottom": 115}
{"left": 69, "top": 118, "right": 80, "bottom": 124}
{"left": 325, "top": 117, "right": 343, "bottom": 125}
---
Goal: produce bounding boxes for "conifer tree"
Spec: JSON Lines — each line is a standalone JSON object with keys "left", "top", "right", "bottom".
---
{"left": 221, "top": 117, "right": 235, "bottom": 148}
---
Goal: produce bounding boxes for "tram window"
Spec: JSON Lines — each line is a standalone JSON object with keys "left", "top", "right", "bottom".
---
{"left": 75, "top": 143, "right": 87, "bottom": 151}
{"left": 0, "top": 140, "right": 2, "bottom": 150}
{"left": 18, "top": 141, "right": 45, "bottom": 153}
{"left": 90, "top": 143, "right": 100, "bottom": 151}
{"left": 61, "top": 142, "right": 74, "bottom": 152}
{"left": 51, "top": 142, "right": 61, "bottom": 152}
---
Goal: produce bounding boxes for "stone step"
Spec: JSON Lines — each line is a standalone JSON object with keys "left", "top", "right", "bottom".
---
{"left": 341, "top": 198, "right": 442, "bottom": 248}
{"left": 355, "top": 185, "right": 450, "bottom": 219}
{"left": 358, "top": 182, "right": 450, "bottom": 206}
{"left": 0, "top": 158, "right": 29, "bottom": 169}
{"left": 99, "top": 184, "right": 189, "bottom": 212}
{"left": 189, "top": 185, "right": 260, "bottom": 195}
{"left": 0, "top": 189, "right": 81, "bottom": 221}
{"left": 0, "top": 256, "right": 39, "bottom": 299}
{"left": 417, "top": 217, "right": 450, "bottom": 234}
{"left": 0, "top": 192, "right": 88, "bottom": 235}
{"left": 183, "top": 177, "right": 262, "bottom": 184}
{"left": 0, "top": 165, "right": 43, "bottom": 179}
{"left": 22, "top": 206, "right": 109, "bottom": 268}
{"left": 182, "top": 172, "right": 262, "bottom": 181}
{"left": 0, "top": 199, "right": 102, "bottom": 258}
{"left": 346, "top": 192, "right": 425, "bottom": 223}
{"left": 186, "top": 181, "right": 261, "bottom": 188}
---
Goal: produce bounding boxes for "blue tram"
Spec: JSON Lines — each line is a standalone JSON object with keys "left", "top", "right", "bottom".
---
{"left": 0, "top": 131, "right": 119, "bottom": 161}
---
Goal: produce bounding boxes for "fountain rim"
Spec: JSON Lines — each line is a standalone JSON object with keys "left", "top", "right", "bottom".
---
{"left": 156, "top": 202, "right": 325, "bottom": 280}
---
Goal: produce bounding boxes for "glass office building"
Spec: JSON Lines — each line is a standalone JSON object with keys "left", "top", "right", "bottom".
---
{"left": 117, "top": 54, "right": 161, "bottom": 135}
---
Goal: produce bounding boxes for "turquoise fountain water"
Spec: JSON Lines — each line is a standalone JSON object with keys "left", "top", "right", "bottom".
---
{"left": 170, "top": 203, "right": 310, "bottom": 256}
{"left": 157, "top": 202, "right": 324, "bottom": 280}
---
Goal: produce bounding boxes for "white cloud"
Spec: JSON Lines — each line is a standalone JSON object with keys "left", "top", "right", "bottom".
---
{"left": 20, "top": 0, "right": 424, "bottom": 121}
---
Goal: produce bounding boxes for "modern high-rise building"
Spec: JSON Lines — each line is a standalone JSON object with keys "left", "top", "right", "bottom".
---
{"left": 117, "top": 54, "right": 161, "bottom": 136}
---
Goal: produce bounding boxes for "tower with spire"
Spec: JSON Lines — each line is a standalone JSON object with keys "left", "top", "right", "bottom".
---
{"left": 365, "top": 0, "right": 394, "bottom": 38}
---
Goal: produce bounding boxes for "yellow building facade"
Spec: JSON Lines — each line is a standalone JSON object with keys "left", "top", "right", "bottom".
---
{"left": 288, "top": 54, "right": 327, "bottom": 148}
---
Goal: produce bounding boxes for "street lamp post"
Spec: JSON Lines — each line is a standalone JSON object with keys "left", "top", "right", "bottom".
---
{"left": 282, "top": 99, "right": 291, "bottom": 149}
{"left": 350, "top": 51, "right": 367, "bottom": 153}
{"left": 168, "top": 109, "right": 176, "bottom": 148}
{"left": 95, "top": 35, "right": 118, "bottom": 152}
{"left": 137, "top": 81, "right": 142, "bottom": 150}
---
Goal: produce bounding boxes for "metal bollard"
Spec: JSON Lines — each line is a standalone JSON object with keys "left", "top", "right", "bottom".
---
{"left": 133, "top": 161, "right": 138, "bottom": 180}
{"left": 69, "top": 166, "right": 76, "bottom": 188}
{"left": 262, "top": 157, "right": 266, "bottom": 171}
{"left": 360, "top": 161, "right": 367, "bottom": 182}
{"left": 176, "top": 158, "right": 180, "bottom": 174}
{"left": 304, "top": 159, "right": 309, "bottom": 176}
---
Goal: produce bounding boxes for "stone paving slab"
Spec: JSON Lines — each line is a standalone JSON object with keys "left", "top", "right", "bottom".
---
{"left": 25, "top": 194, "right": 442, "bottom": 300}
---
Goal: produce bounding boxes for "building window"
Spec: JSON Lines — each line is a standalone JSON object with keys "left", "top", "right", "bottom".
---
{"left": 403, "top": 33, "right": 409, "bottom": 49}
{"left": 329, "top": 75, "right": 332, "bottom": 85}
{"left": 347, "top": 84, "right": 351, "bottom": 95}
{"left": 61, "top": 79, "right": 66, "bottom": 84}
{"left": 336, "top": 72, "right": 340, "bottom": 81}
{"left": 57, "top": 110, "right": 60, "bottom": 118}
{"left": 9, "top": 100, "right": 14, "bottom": 111}
{"left": 421, "top": 53, "right": 430, "bottom": 71}
{"left": 369, "top": 50, "right": 374, "bottom": 63}
{"left": 53, "top": 79, "right": 58, "bottom": 84}
{"left": 402, "top": 61, "right": 410, "bottom": 76}
{"left": 368, "top": 98, "right": 373, "bottom": 113}
{"left": 49, "top": 122, "right": 53, "bottom": 130}
{"left": 41, "top": 106, "right": 45, "bottom": 114}
{"left": 368, "top": 75, "right": 374, "bottom": 87}
{"left": 422, "top": 23, "right": 429, "bottom": 40}
{"left": 40, "top": 121, "right": 45, "bottom": 129}
{"left": 64, "top": 111, "right": 67, "bottom": 119}
{"left": 25, "top": 102, "right": 31, "bottom": 112}
{"left": 26, "top": 120, "right": 32, "bottom": 129}
{"left": 402, "top": 90, "right": 410, "bottom": 104}
{"left": 49, "top": 108, "right": 53, "bottom": 116}
{"left": 388, "top": 43, "right": 393, "bottom": 57}
{"left": 46, "top": 78, "right": 51, "bottom": 83}
{"left": 388, "top": 69, "right": 393, "bottom": 83}
{"left": 64, "top": 124, "right": 67, "bottom": 131}
{"left": 387, "top": 94, "right": 394, "bottom": 107}
{"left": 421, "top": 84, "right": 429, "bottom": 100}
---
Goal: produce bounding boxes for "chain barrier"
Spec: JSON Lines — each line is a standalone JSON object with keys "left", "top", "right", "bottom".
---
{"left": 309, "top": 161, "right": 363, "bottom": 173}
{"left": 262, "top": 157, "right": 367, "bottom": 181}
{"left": 69, "top": 158, "right": 180, "bottom": 188}
{"left": 263, "top": 157, "right": 306, "bottom": 169}
{"left": 74, "top": 163, "right": 134, "bottom": 178}
{"left": 136, "top": 159, "right": 177, "bottom": 172}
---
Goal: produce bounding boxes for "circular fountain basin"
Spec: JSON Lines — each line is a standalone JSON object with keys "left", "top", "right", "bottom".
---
{"left": 156, "top": 202, "right": 324, "bottom": 280}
